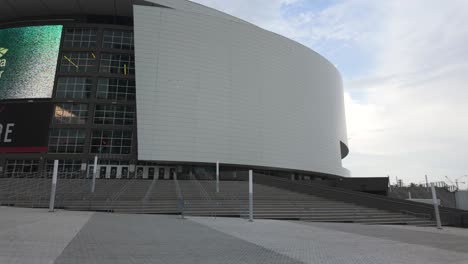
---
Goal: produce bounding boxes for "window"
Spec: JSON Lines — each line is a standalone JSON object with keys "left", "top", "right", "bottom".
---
{"left": 60, "top": 52, "right": 96, "bottom": 72}
{"left": 102, "top": 30, "right": 134, "bottom": 50}
{"left": 48, "top": 129, "right": 86, "bottom": 153}
{"left": 55, "top": 77, "right": 92, "bottom": 99}
{"left": 46, "top": 160, "right": 82, "bottom": 178}
{"left": 4, "top": 160, "right": 40, "bottom": 178}
{"left": 91, "top": 159, "right": 130, "bottom": 166}
{"left": 100, "top": 53, "right": 135, "bottom": 75}
{"left": 94, "top": 105, "right": 135, "bottom": 126}
{"left": 97, "top": 78, "right": 135, "bottom": 101}
{"left": 53, "top": 104, "right": 88, "bottom": 124}
{"left": 63, "top": 28, "right": 97, "bottom": 48}
{"left": 91, "top": 130, "right": 132, "bottom": 154}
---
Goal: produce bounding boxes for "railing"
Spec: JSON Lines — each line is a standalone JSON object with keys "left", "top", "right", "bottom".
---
{"left": 174, "top": 177, "right": 185, "bottom": 218}
{"left": 1, "top": 171, "right": 49, "bottom": 206}
{"left": 143, "top": 177, "right": 158, "bottom": 201}
{"left": 194, "top": 169, "right": 247, "bottom": 218}
{"left": 188, "top": 172, "right": 218, "bottom": 218}
{"left": 55, "top": 175, "right": 92, "bottom": 207}
{"left": 140, "top": 177, "right": 159, "bottom": 213}
{"left": 254, "top": 173, "right": 467, "bottom": 227}
{"left": 400, "top": 210, "right": 432, "bottom": 220}
{"left": 107, "top": 178, "right": 137, "bottom": 211}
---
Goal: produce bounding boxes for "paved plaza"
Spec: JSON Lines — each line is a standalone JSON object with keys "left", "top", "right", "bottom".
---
{"left": 0, "top": 207, "right": 467, "bottom": 264}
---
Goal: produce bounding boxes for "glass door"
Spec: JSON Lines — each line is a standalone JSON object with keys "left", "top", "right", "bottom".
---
{"left": 148, "top": 167, "right": 155, "bottom": 180}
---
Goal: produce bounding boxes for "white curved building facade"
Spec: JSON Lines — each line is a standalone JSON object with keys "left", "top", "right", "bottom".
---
{"left": 0, "top": 0, "right": 349, "bottom": 178}
{"left": 134, "top": 1, "right": 349, "bottom": 177}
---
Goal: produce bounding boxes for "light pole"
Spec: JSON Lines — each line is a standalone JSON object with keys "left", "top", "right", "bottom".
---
{"left": 430, "top": 183, "right": 442, "bottom": 229}
{"left": 455, "top": 175, "right": 467, "bottom": 190}
{"left": 91, "top": 155, "right": 98, "bottom": 193}
{"left": 49, "top": 160, "right": 59, "bottom": 212}
{"left": 446, "top": 175, "right": 467, "bottom": 191}
{"left": 248, "top": 170, "right": 253, "bottom": 222}
{"left": 216, "top": 161, "right": 219, "bottom": 193}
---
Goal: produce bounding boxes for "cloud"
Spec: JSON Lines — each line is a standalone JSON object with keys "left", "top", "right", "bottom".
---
{"left": 190, "top": 0, "right": 375, "bottom": 46}
{"left": 189, "top": 0, "right": 468, "bottom": 189}
{"left": 344, "top": 0, "right": 468, "bottom": 188}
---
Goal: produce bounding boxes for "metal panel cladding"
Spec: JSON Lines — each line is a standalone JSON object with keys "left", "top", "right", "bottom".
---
{"left": 0, "top": 25, "right": 63, "bottom": 100}
{"left": 134, "top": 6, "right": 349, "bottom": 177}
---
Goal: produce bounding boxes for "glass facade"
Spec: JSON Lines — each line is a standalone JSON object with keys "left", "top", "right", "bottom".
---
{"left": 51, "top": 25, "right": 136, "bottom": 160}
{"left": 53, "top": 103, "right": 89, "bottom": 124}
{"left": 48, "top": 128, "right": 86, "bottom": 153}
{"left": 63, "top": 28, "right": 97, "bottom": 48}
{"left": 4, "top": 160, "right": 40, "bottom": 178}
{"left": 55, "top": 77, "right": 92, "bottom": 99}
{"left": 60, "top": 52, "right": 97, "bottom": 72}
{"left": 99, "top": 53, "right": 135, "bottom": 75}
{"left": 102, "top": 30, "right": 134, "bottom": 50}
{"left": 90, "top": 130, "right": 132, "bottom": 154}
{"left": 0, "top": 23, "right": 137, "bottom": 177}
{"left": 46, "top": 160, "right": 83, "bottom": 178}
{"left": 97, "top": 79, "right": 136, "bottom": 101}
{"left": 94, "top": 105, "right": 135, "bottom": 126}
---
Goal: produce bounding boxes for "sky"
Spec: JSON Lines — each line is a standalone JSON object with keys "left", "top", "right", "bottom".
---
{"left": 190, "top": 0, "right": 468, "bottom": 189}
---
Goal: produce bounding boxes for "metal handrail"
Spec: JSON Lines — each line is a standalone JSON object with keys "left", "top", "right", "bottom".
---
{"left": 190, "top": 172, "right": 218, "bottom": 218}
{"left": 198, "top": 170, "right": 247, "bottom": 218}
{"left": 109, "top": 178, "right": 136, "bottom": 201}
{"left": 254, "top": 173, "right": 467, "bottom": 226}
{"left": 3, "top": 170, "right": 86, "bottom": 207}
{"left": 174, "top": 177, "right": 185, "bottom": 218}
{"left": 51, "top": 171, "right": 90, "bottom": 207}
{"left": 256, "top": 174, "right": 464, "bottom": 213}
{"left": 3, "top": 172, "right": 52, "bottom": 204}
{"left": 0, "top": 171, "right": 46, "bottom": 195}
{"left": 140, "top": 177, "right": 159, "bottom": 213}
{"left": 400, "top": 210, "right": 432, "bottom": 220}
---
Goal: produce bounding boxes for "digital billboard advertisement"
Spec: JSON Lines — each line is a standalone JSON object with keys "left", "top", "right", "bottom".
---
{"left": 0, "top": 102, "right": 53, "bottom": 153}
{"left": 0, "top": 25, "right": 63, "bottom": 100}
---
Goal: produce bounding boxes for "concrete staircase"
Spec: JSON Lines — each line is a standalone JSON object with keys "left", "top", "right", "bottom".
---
{"left": 0, "top": 178, "right": 435, "bottom": 226}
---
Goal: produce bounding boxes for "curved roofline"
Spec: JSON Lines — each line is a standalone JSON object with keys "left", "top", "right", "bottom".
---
{"left": 0, "top": 0, "right": 165, "bottom": 25}
{"left": 148, "top": 0, "right": 340, "bottom": 75}
{"left": 0, "top": 0, "right": 340, "bottom": 75}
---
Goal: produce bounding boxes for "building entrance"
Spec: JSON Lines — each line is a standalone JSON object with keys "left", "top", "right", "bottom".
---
{"left": 87, "top": 164, "right": 176, "bottom": 179}
{"left": 87, "top": 165, "right": 130, "bottom": 179}
{"left": 137, "top": 166, "right": 176, "bottom": 180}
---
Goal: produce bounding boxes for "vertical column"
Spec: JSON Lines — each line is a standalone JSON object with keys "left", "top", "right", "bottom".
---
{"left": 216, "top": 161, "right": 219, "bottom": 193}
{"left": 430, "top": 183, "right": 442, "bottom": 229}
{"left": 49, "top": 160, "right": 59, "bottom": 212}
{"left": 249, "top": 170, "right": 253, "bottom": 222}
{"left": 92, "top": 155, "right": 98, "bottom": 193}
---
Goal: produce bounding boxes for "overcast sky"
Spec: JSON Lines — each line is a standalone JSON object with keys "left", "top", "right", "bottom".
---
{"left": 190, "top": 0, "right": 468, "bottom": 189}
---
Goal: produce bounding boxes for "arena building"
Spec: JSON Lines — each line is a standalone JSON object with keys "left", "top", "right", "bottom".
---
{"left": 0, "top": 0, "right": 349, "bottom": 180}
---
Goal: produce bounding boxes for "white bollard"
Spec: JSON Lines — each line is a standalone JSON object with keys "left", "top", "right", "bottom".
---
{"left": 49, "top": 160, "right": 59, "bottom": 212}
{"left": 249, "top": 170, "right": 253, "bottom": 222}
{"left": 430, "top": 183, "right": 442, "bottom": 229}
{"left": 91, "top": 155, "right": 97, "bottom": 193}
{"left": 216, "top": 161, "right": 219, "bottom": 193}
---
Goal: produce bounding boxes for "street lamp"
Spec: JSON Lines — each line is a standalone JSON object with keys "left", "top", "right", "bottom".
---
{"left": 455, "top": 175, "right": 468, "bottom": 190}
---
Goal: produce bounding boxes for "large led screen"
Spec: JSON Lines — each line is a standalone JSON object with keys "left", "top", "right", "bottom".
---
{"left": 0, "top": 102, "right": 53, "bottom": 153}
{"left": 0, "top": 25, "right": 62, "bottom": 99}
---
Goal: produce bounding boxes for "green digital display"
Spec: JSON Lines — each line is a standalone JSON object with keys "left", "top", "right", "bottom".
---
{"left": 0, "top": 25, "right": 62, "bottom": 99}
